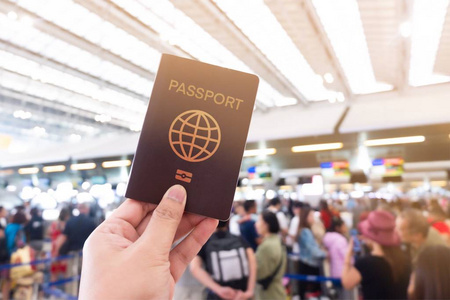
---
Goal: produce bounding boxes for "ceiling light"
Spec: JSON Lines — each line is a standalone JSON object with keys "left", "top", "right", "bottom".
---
{"left": 32, "top": 126, "right": 46, "bottom": 136}
{"left": 43, "top": 165, "right": 66, "bottom": 173}
{"left": 70, "top": 163, "right": 96, "bottom": 171}
{"left": 102, "top": 160, "right": 132, "bottom": 168}
{"left": 69, "top": 134, "right": 82, "bottom": 142}
{"left": 20, "top": 16, "right": 33, "bottom": 27}
{"left": 243, "top": 148, "right": 277, "bottom": 157}
{"left": 274, "top": 97, "right": 298, "bottom": 107}
{"left": 95, "top": 114, "right": 111, "bottom": 123}
{"left": 13, "top": 110, "right": 32, "bottom": 119}
{"left": 214, "top": 0, "right": 333, "bottom": 101}
{"left": 336, "top": 92, "right": 345, "bottom": 102}
{"left": 399, "top": 21, "right": 412, "bottom": 38}
{"left": 409, "top": 0, "right": 450, "bottom": 86}
{"left": 7, "top": 11, "right": 18, "bottom": 20}
{"left": 324, "top": 73, "right": 334, "bottom": 83}
{"left": 364, "top": 136, "right": 425, "bottom": 147}
{"left": 18, "top": 167, "right": 39, "bottom": 175}
{"left": 292, "top": 142, "right": 343, "bottom": 153}
{"left": 312, "top": 0, "right": 393, "bottom": 94}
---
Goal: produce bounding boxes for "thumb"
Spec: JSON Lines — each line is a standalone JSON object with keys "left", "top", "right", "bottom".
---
{"left": 138, "top": 185, "right": 187, "bottom": 256}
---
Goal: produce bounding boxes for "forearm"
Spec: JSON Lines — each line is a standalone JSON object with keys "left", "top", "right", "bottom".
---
{"left": 190, "top": 263, "right": 221, "bottom": 293}
{"left": 246, "top": 250, "right": 257, "bottom": 295}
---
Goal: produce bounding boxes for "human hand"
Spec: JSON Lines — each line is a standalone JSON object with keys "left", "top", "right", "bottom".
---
{"left": 215, "top": 286, "right": 238, "bottom": 299}
{"left": 233, "top": 289, "right": 254, "bottom": 300}
{"left": 79, "top": 185, "right": 218, "bottom": 299}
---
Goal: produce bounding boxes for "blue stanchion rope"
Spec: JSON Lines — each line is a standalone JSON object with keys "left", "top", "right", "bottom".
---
{"left": 0, "top": 252, "right": 82, "bottom": 271}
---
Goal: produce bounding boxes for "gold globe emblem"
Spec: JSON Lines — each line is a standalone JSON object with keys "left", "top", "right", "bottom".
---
{"left": 169, "top": 110, "right": 221, "bottom": 163}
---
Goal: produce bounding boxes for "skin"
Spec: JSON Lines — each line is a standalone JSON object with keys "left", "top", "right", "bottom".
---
{"left": 78, "top": 185, "right": 218, "bottom": 299}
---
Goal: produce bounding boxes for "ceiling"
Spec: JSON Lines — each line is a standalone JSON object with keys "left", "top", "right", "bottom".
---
{"left": 0, "top": 0, "right": 449, "bottom": 163}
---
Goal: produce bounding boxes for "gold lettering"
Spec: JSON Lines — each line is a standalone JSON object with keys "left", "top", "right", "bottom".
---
{"left": 214, "top": 93, "right": 225, "bottom": 105}
{"left": 204, "top": 90, "right": 214, "bottom": 102}
{"left": 169, "top": 79, "right": 179, "bottom": 91}
{"left": 187, "top": 85, "right": 196, "bottom": 97}
{"left": 176, "top": 83, "right": 186, "bottom": 95}
{"left": 235, "top": 98, "right": 244, "bottom": 110}
{"left": 195, "top": 87, "right": 204, "bottom": 99}
{"left": 225, "top": 96, "right": 235, "bottom": 109}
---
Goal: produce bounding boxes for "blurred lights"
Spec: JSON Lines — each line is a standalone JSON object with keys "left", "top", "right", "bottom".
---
{"left": 399, "top": 21, "right": 412, "bottom": 38}
{"left": 69, "top": 134, "right": 82, "bottom": 142}
{"left": 70, "top": 163, "right": 96, "bottom": 171}
{"left": 7, "top": 11, "right": 18, "bottom": 20}
{"left": 102, "top": 160, "right": 131, "bottom": 168}
{"left": 364, "top": 136, "right": 425, "bottom": 147}
{"left": 324, "top": 73, "right": 334, "bottom": 83}
{"left": 243, "top": 148, "right": 277, "bottom": 157}
{"left": 6, "top": 185, "right": 17, "bottom": 192}
{"left": 43, "top": 165, "right": 66, "bottom": 173}
{"left": 292, "top": 142, "right": 343, "bottom": 153}
{"left": 94, "top": 114, "right": 111, "bottom": 123}
{"left": 18, "top": 167, "right": 39, "bottom": 174}
{"left": 32, "top": 126, "right": 46, "bottom": 136}
{"left": 13, "top": 110, "right": 32, "bottom": 119}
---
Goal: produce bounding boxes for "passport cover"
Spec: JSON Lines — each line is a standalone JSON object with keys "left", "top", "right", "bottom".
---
{"left": 125, "top": 54, "right": 259, "bottom": 220}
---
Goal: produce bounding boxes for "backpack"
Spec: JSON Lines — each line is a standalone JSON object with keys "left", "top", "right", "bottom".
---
{"left": 204, "top": 232, "right": 249, "bottom": 285}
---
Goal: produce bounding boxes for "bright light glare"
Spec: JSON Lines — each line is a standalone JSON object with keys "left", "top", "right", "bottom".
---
{"left": 102, "top": 160, "right": 131, "bottom": 168}
{"left": 7, "top": 11, "right": 18, "bottom": 20}
{"left": 292, "top": 143, "right": 343, "bottom": 153}
{"left": 70, "top": 163, "right": 96, "bottom": 171}
{"left": 364, "top": 136, "right": 425, "bottom": 147}
{"left": 312, "top": 0, "right": 393, "bottom": 94}
{"left": 214, "top": 0, "right": 333, "bottom": 101}
{"left": 243, "top": 148, "right": 277, "bottom": 157}
{"left": 18, "top": 167, "right": 39, "bottom": 175}
{"left": 400, "top": 21, "right": 412, "bottom": 38}
{"left": 409, "top": 0, "right": 450, "bottom": 86}
{"left": 42, "top": 165, "right": 66, "bottom": 173}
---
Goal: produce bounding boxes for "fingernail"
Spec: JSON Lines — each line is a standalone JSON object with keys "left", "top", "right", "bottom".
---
{"left": 166, "top": 185, "right": 186, "bottom": 203}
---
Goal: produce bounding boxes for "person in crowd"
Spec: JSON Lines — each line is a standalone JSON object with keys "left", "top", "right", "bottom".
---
{"left": 79, "top": 185, "right": 218, "bottom": 299}
{"left": 4, "top": 210, "right": 27, "bottom": 300}
{"left": 408, "top": 245, "right": 450, "bottom": 299}
{"left": 395, "top": 208, "right": 446, "bottom": 263}
{"left": 0, "top": 207, "right": 9, "bottom": 300}
{"left": 297, "top": 204, "right": 327, "bottom": 299}
{"left": 24, "top": 207, "right": 45, "bottom": 254}
{"left": 239, "top": 200, "right": 261, "bottom": 251}
{"left": 319, "top": 200, "right": 334, "bottom": 231}
{"left": 323, "top": 216, "right": 351, "bottom": 299}
{"left": 342, "top": 210, "right": 411, "bottom": 299}
{"left": 323, "top": 216, "right": 348, "bottom": 279}
{"left": 55, "top": 203, "right": 96, "bottom": 254}
{"left": 229, "top": 201, "right": 245, "bottom": 236}
{"left": 254, "top": 211, "right": 287, "bottom": 300}
{"left": 427, "top": 205, "right": 450, "bottom": 244}
{"left": 49, "top": 208, "right": 70, "bottom": 281}
{"left": 287, "top": 201, "right": 303, "bottom": 254}
{"left": 267, "top": 198, "right": 288, "bottom": 240}
{"left": 190, "top": 220, "right": 256, "bottom": 300}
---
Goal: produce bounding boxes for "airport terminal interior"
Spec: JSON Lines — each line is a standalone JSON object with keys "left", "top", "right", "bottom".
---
{"left": 0, "top": 0, "right": 449, "bottom": 299}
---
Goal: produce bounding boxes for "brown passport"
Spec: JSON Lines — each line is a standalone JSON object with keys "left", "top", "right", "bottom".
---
{"left": 125, "top": 54, "right": 259, "bottom": 220}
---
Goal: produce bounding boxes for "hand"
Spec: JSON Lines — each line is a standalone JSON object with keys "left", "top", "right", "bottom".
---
{"left": 79, "top": 185, "right": 218, "bottom": 299}
{"left": 215, "top": 286, "right": 238, "bottom": 299}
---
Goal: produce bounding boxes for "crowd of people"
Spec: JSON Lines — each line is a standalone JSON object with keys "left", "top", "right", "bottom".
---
{"left": 0, "top": 203, "right": 99, "bottom": 299}
{"left": 178, "top": 196, "right": 450, "bottom": 300}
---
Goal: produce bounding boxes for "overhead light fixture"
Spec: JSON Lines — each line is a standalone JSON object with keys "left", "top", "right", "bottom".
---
{"left": 13, "top": 110, "right": 32, "bottom": 119}
{"left": 243, "top": 148, "right": 277, "bottom": 157}
{"left": 324, "top": 73, "right": 334, "bottom": 83}
{"left": 70, "top": 163, "right": 96, "bottom": 171}
{"left": 43, "top": 165, "right": 66, "bottom": 173}
{"left": 7, "top": 11, "right": 18, "bottom": 20}
{"left": 409, "top": 0, "right": 450, "bottom": 86}
{"left": 18, "top": 167, "right": 39, "bottom": 175}
{"left": 312, "top": 0, "right": 393, "bottom": 94}
{"left": 364, "top": 136, "right": 425, "bottom": 147}
{"left": 291, "top": 142, "right": 343, "bottom": 153}
{"left": 399, "top": 21, "right": 412, "bottom": 38}
{"left": 102, "top": 160, "right": 132, "bottom": 168}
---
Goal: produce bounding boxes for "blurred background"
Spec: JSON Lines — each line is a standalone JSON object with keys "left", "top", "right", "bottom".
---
{"left": 0, "top": 0, "right": 449, "bottom": 219}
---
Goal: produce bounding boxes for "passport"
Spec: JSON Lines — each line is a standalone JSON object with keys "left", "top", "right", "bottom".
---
{"left": 125, "top": 54, "right": 259, "bottom": 220}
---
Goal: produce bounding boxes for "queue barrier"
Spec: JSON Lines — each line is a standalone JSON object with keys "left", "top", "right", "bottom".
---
{"left": 0, "top": 251, "right": 82, "bottom": 300}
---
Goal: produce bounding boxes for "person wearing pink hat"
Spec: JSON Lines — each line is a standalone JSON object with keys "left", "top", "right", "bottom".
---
{"left": 341, "top": 210, "right": 411, "bottom": 299}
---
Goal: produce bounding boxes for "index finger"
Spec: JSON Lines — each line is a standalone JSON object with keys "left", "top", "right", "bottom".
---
{"left": 109, "top": 199, "right": 156, "bottom": 228}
